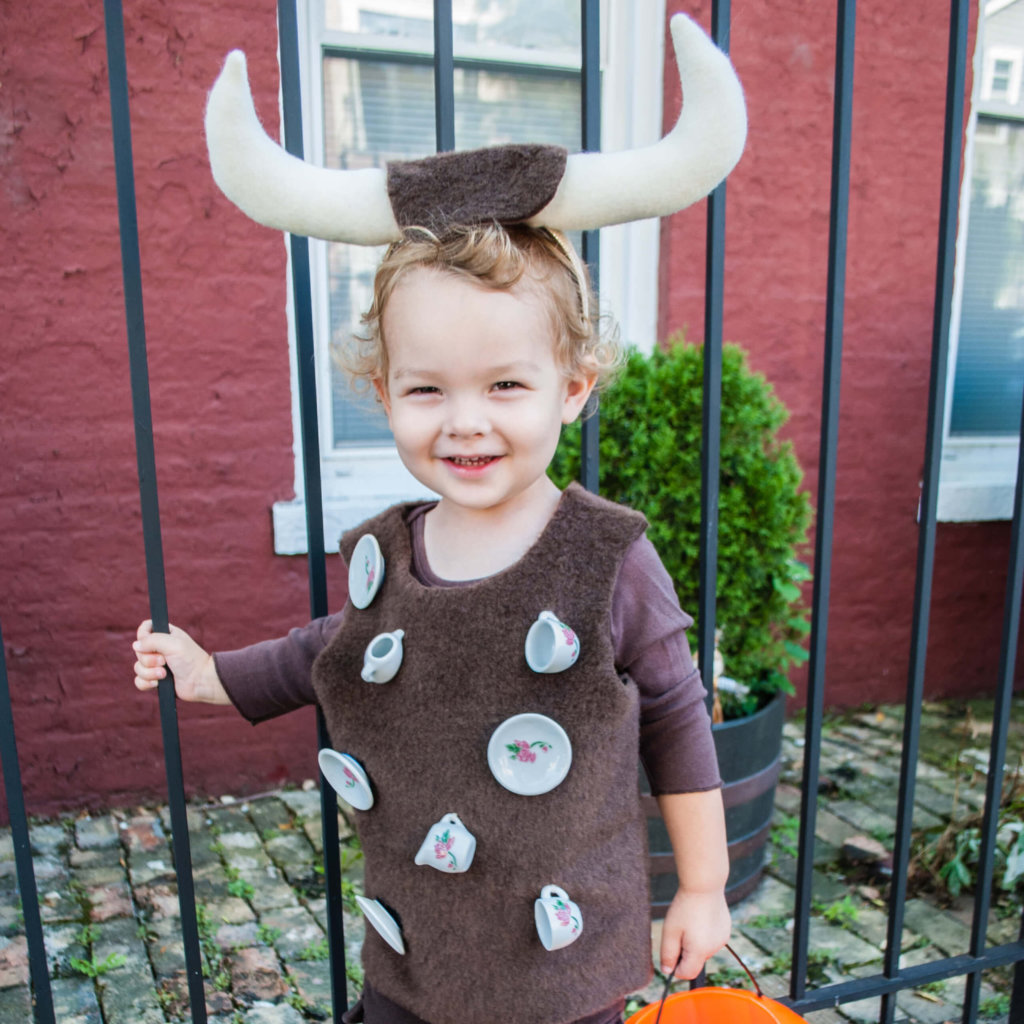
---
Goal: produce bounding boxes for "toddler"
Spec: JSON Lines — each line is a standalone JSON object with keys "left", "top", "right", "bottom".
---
{"left": 134, "top": 223, "right": 729, "bottom": 1024}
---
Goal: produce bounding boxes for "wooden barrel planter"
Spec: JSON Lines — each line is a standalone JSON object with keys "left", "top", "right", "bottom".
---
{"left": 644, "top": 693, "right": 786, "bottom": 914}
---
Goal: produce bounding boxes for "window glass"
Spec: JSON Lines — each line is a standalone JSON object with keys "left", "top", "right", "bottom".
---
{"left": 992, "top": 59, "right": 1014, "bottom": 99}
{"left": 950, "top": 119, "right": 1024, "bottom": 435}
{"left": 320, "top": 16, "right": 581, "bottom": 447}
{"left": 949, "top": 3, "right": 1024, "bottom": 437}
{"left": 324, "top": 0, "right": 580, "bottom": 56}
{"left": 451, "top": 0, "right": 579, "bottom": 57}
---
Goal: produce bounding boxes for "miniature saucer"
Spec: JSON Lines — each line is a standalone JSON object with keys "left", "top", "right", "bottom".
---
{"left": 349, "top": 534, "right": 384, "bottom": 609}
{"left": 318, "top": 750, "right": 374, "bottom": 811}
{"left": 355, "top": 896, "right": 406, "bottom": 955}
{"left": 487, "top": 713, "right": 572, "bottom": 796}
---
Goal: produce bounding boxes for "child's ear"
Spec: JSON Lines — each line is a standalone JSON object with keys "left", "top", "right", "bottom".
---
{"left": 562, "top": 373, "right": 598, "bottom": 425}
{"left": 373, "top": 377, "right": 393, "bottom": 417}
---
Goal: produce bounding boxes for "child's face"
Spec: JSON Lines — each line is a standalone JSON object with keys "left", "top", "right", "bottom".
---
{"left": 375, "top": 267, "right": 594, "bottom": 517}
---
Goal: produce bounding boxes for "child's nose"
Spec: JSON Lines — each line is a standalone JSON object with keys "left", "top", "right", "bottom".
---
{"left": 443, "top": 397, "right": 489, "bottom": 437}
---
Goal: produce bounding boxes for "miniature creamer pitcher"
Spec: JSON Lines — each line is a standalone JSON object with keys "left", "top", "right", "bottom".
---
{"left": 361, "top": 629, "right": 405, "bottom": 683}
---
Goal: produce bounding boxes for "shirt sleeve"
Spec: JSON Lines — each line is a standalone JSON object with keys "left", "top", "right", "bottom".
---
{"left": 213, "top": 611, "right": 345, "bottom": 725}
{"left": 611, "top": 535, "right": 721, "bottom": 795}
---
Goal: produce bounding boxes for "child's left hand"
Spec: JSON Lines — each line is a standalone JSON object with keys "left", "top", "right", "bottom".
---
{"left": 659, "top": 886, "right": 731, "bottom": 980}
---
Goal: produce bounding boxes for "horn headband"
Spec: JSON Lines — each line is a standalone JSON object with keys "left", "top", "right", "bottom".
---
{"left": 203, "top": 13, "right": 747, "bottom": 243}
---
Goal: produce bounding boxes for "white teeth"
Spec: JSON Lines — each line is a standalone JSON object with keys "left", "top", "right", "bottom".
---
{"left": 449, "top": 456, "right": 493, "bottom": 466}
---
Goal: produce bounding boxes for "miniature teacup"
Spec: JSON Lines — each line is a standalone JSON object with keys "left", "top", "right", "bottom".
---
{"left": 414, "top": 813, "right": 476, "bottom": 873}
{"left": 361, "top": 629, "right": 405, "bottom": 683}
{"left": 534, "top": 884, "right": 583, "bottom": 951}
{"left": 525, "top": 611, "right": 580, "bottom": 674}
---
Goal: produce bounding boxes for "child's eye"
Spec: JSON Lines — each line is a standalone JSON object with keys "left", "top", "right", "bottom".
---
{"left": 492, "top": 380, "right": 523, "bottom": 391}
{"left": 408, "top": 385, "right": 440, "bottom": 395}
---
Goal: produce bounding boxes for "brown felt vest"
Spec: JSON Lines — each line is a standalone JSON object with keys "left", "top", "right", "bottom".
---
{"left": 311, "top": 484, "right": 654, "bottom": 1024}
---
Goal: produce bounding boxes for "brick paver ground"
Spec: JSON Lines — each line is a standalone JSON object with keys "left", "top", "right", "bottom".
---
{"left": 1, "top": 700, "right": 1021, "bottom": 1023}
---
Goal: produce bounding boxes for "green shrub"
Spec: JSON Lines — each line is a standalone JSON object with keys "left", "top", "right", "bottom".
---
{"left": 550, "top": 335, "right": 812, "bottom": 718}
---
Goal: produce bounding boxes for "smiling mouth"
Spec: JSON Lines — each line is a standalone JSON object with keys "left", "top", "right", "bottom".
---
{"left": 444, "top": 455, "right": 500, "bottom": 467}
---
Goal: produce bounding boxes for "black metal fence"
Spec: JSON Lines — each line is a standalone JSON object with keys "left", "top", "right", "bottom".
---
{"left": 2, "top": 0, "right": 1023, "bottom": 1022}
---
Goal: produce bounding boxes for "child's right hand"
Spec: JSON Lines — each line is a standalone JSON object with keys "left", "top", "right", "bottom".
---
{"left": 132, "top": 620, "right": 231, "bottom": 705}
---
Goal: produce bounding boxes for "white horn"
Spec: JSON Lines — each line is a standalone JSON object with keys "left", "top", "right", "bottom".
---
{"left": 204, "top": 51, "right": 402, "bottom": 244}
{"left": 527, "top": 13, "right": 747, "bottom": 231}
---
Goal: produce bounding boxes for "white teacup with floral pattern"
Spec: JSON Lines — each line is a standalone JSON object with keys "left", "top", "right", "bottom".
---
{"left": 414, "top": 813, "right": 476, "bottom": 873}
{"left": 525, "top": 611, "right": 580, "bottom": 674}
{"left": 534, "top": 884, "right": 582, "bottom": 950}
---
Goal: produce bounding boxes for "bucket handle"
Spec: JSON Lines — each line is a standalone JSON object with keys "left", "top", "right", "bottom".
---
{"left": 653, "top": 943, "right": 763, "bottom": 1024}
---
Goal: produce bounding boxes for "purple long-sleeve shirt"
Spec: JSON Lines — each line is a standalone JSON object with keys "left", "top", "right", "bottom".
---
{"left": 215, "top": 503, "right": 720, "bottom": 795}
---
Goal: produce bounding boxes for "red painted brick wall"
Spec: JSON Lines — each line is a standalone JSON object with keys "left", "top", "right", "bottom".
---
{"left": 0, "top": 0, "right": 333, "bottom": 818}
{"left": 0, "top": 0, "right": 1015, "bottom": 818}
{"left": 660, "top": 0, "right": 1019, "bottom": 709}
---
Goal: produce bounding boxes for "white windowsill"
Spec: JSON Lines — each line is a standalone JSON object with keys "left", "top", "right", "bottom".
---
{"left": 273, "top": 447, "right": 435, "bottom": 555}
{"left": 273, "top": 496, "right": 400, "bottom": 555}
{"left": 937, "top": 440, "right": 1019, "bottom": 521}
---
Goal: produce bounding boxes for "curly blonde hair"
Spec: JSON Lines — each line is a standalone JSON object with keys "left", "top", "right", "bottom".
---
{"left": 338, "top": 223, "right": 622, "bottom": 392}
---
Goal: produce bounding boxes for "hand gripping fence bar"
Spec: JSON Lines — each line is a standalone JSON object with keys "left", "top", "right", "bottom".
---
{"left": 102, "top": 3, "right": 208, "bottom": 1020}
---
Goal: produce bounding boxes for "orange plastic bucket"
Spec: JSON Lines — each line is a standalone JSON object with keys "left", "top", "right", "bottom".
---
{"left": 625, "top": 945, "right": 806, "bottom": 1024}
{"left": 625, "top": 986, "right": 805, "bottom": 1024}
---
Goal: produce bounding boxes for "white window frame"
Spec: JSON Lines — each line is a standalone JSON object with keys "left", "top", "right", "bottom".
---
{"left": 273, "top": 0, "right": 666, "bottom": 553}
{"left": 982, "top": 46, "right": 1022, "bottom": 105}
{"left": 938, "top": 10, "right": 1022, "bottom": 522}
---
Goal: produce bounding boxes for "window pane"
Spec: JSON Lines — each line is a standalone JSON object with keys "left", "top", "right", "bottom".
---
{"left": 950, "top": 117, "right": 1024, "bottom": 436}
{"left": 322, "top": 54, "right": 580, "bottom": 447}
{"left": 452, "top": 0, "right": 579, "bottom": 57}
{"left": 993, "top": 60, "right": 1013, "bottom": 99}
{"left": 324, "top": 1, "right": 580, "bottom": 56}
{"left": 323, "top": 59, "right": 434, "bottom": 447}
{"left": 324, "top": 1, "right": 432, "bottom": 40}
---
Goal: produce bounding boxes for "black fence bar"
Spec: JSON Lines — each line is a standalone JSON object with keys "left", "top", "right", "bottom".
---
{"left": 276, "top": 2, "right": 347, "bottom": 1017}
{"left": 101, "top": 4, "right": 208, "bottom": 1020}
{"left": 964, "top": 395, "right": 1024, "bottom": 1020}
{"left": 783, "top": 940, "right": 1024, "bottom": 1014}
{"left": 0, "top": 625, "right": 55, "bottom": 1024}
{"left": 579, "top": 0, "right": 601, "bottom": 494}
{"left": 696, "top": 0, "right": 729, "bottom": 699}
{"left": 791, "top": 0, "right": 855, "bottom": 1003}
{"left": 881, "top": 2, "right": 969, "bottom": 1021}
{"left": 1014, "top": 910, "right": 1024, "bottom": 1024}
{"left": 433, "top": 0, "right": 455, "bottom": 152}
